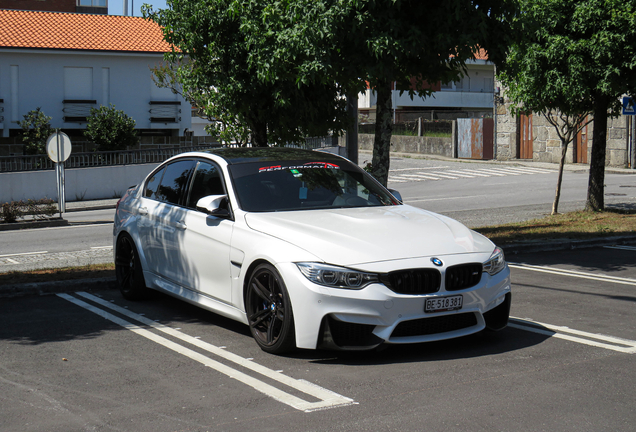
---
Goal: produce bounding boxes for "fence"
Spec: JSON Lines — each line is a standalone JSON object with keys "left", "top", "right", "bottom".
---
{"left": 359, "top": 120, "right": 453, "bottom": 137}
{"left": 0, "top": 136, "right": 340, "bottom": 173}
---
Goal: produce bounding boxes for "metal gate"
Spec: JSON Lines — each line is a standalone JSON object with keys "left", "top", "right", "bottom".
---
{"left": 457, "top": 118, "right": 494, "bottom": 159}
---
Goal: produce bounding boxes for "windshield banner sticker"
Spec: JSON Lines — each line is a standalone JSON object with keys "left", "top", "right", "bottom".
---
{"left": 259, "top": 162, "right": 340, "bottom": 173}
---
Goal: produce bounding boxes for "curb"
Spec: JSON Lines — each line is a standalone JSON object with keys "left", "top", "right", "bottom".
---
{"left": 501, "top": 235, "right": 636, "bottom": 255}
{"left": 0, "top": 218, "right": 69, "bottom": 232}
{"left": 0, "top": 277, "right": 118, "bottom": 299}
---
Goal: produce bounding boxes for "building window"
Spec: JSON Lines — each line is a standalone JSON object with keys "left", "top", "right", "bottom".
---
{"left": 78, "top": 0, "right": 107, "bottom": 6}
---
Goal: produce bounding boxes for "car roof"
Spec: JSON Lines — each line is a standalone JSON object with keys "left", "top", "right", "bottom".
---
{"left": 199, "top": 147, "right": 346, "bottom": 165}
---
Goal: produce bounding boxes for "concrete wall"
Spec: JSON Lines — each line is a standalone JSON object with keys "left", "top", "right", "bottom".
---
{"left": 0, "top": 163, "right": 159, "bottom": 203}
{"left": 0, "top": 50, "right": 191, "bottom": 137}
{"left": 357, "top": 133, "right": 454, "bottom": 158}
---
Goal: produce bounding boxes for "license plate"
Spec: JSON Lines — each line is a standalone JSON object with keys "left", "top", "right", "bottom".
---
{"left": 425, "top": 295, "right": 463, "bottom": 313}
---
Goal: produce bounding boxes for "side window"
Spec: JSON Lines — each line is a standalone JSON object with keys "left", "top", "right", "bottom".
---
{"left": 155, "top": 160, "right": 195, "bottom": 206}
{"left": 144, "top": 167, "right": 165, "bottom": 199}
{"left": 186, "top": 161, "right": 225, "bottom": 209}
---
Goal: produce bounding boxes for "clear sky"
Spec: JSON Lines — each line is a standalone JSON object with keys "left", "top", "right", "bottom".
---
{"left": 108, "top": 0, "right": 168, "bottom": 17}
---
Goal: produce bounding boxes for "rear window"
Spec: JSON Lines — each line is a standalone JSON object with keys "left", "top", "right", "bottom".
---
{"left": 228, "top": 159, "right": 398, "bottom": 212}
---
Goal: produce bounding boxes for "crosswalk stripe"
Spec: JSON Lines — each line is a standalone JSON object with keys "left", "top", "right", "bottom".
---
{"left": 397, "top": 173, "right": 444, "bottom": 180}
{"left": 468, "top": 168, "right": 507, "bottom": 176}
{"left": 444, "top": 169, "right": 491, "bottom": 177}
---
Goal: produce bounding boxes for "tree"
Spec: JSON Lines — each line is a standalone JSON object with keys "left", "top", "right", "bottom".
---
{"left": 236, "top": 0, "right": 517, "bottom": 185}
{"left": 500, "top": 0, "right": 636, "bottom": 212}
{"left": 84, "top": 104, "right": 138, "bottom": 151}
{"left": 18, "top": 107, "right": 54, "bottom": 155}
{"left": 144, "top": 1, "right": 350, "bottom": 147}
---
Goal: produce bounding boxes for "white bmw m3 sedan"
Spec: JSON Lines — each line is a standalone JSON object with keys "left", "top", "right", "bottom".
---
{"left": 114, "top": 147, "right": 511, "bottom": 354}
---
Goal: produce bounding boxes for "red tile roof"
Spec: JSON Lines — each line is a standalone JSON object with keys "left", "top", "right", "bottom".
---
{"left": 0, "top": 9, "right": 172, "bottom": 53}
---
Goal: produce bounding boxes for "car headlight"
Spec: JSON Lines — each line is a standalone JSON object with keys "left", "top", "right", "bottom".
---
{"left": 483, "top": 247, "right": 506, "bottom": 276}
{"left": 296, "top": 263, "right": 379, "bottom": 289}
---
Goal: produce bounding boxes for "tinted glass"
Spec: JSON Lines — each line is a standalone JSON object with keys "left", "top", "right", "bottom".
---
{"left": 186, "top": 161, "right": 225, "bottom": 209}
{"left": 228, "top": 159, "right": 399, "bottom": 212}
{"left": 155, "top": 160, "right": 195, "bottom": 205}
{"left": 144, "top": 167, "right": 165, "bottom": 199}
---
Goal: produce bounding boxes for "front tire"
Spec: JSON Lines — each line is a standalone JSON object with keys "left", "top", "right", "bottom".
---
{"left": 245, "top": 263, "right": 295, "bottom": 354}
{"left": 115, "top": 233, "right": 148, "bottom": 301}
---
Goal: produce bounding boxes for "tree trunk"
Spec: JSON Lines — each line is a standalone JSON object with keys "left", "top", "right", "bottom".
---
{"left": 251, "top": 121, "right": 268, "bottom": 147}
{"left": 371, "top": 80, "right": 393, "bottom": 187}
{"left": 552, "top": 139, "right": 569, "bottom": 215}
{"left": 585, "top": 96, "right": 609, "bottom": 211}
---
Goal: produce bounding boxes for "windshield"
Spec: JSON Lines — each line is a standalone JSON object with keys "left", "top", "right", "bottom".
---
{"left": 228, "top": 159, "right": 399, "bottom": 212}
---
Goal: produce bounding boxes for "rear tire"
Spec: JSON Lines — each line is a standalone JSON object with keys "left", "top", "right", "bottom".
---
{"left": 115, "top": 233, "right": 148, "bottom": 301}
{"left": 245, "top": 263, "right": 296, "bottom": 354}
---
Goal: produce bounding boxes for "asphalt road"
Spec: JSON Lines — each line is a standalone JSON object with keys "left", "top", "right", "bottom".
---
{"left": 1, "top": 157, "right": 635, "bottom": 273}
{"left": 1, "top": 245, "right": 635, "bottom": 431}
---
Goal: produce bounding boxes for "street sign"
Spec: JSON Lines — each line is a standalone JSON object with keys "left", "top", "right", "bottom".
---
{"left": 623, "top": 96, "right": 635, "bottom": 115}
{"left": 46, "top": 131, "right": 72, "bottom": 162}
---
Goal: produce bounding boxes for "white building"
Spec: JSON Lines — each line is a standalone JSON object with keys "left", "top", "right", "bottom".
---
{"left": 358, "top": 50, "right": 495, "bottom": 121}
{"left": 0, "top": 9, "right": 190, "bottom": 140}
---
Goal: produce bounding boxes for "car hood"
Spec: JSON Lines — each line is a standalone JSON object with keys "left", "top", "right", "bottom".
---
{"left": 244, "top": 205, "right": 494, "bottom": 266}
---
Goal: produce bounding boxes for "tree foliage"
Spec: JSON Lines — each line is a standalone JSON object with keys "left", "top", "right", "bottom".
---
{"left": 498, "top": 0, "right": 636, "bottom": 211}
{"left": 144, "top": 0, "right": 350, "bottom": 147}
{"left": 145, "top": 0, "right": 515, "bottom": 182}
{"left": 18, "top": 107, "right": 54, "bottom": 155}
{"left": 84, "top": 104, "right": 138, "bottom": 151}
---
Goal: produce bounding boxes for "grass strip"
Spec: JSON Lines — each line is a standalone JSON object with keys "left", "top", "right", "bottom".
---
{"left": 0, "top": 263, "right": 115, "bottom": 285}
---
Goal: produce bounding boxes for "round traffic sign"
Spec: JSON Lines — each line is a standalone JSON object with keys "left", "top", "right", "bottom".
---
{"left": 46, "top": 131, "right": 72, "bottom": 163}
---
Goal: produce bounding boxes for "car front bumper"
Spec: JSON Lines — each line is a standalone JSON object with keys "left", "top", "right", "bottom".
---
{"left": 277, "top": 260, "right": 512, "bottom": 350}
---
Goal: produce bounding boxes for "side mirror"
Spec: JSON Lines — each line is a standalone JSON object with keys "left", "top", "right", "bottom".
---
{"left": 196, "top": 195, "right": 231, "bottom": 218}
{"left": 388, "top": 188, "right": 403, "bottom": 203}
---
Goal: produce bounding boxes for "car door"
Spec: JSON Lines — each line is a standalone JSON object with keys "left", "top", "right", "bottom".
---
{"left": 137, "top": 158, "right": 195, "bottom": 282}
{"left": 177, "top": 160, "right": 234, "bottom": 303}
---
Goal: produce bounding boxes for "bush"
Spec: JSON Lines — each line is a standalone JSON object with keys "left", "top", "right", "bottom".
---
{"left": 84, "top": 104, "right": 138, "bottom": 151}
{"left": 17, "top": 108, "right": 55, "bottom": 155}
{"left": 1, "top": 202, "right": 24, "bottom": 223}
{"left": 1, "top": 199, "right": 58, "bottom": 223}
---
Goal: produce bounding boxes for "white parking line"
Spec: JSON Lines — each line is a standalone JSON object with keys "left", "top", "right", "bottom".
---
{"left": 605, "top": 245, "right": 636, "bottom": 251}
{"left": 0, "top": 251, "right": 48, "bottom": 258}
{"left": 90, "top": 246, "right": 113, "bottom": 250}
{"left": 59, "top": 292, "right": 356, "bottom": 412}
{"left": 509, "top": 263, "right": 636, "bottom": 287}
{"left": 509, "top": 317, "right": 636, "bottom": 354}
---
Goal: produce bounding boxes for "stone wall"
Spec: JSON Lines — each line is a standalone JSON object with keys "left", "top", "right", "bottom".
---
{"left": 495, "top": 100, "right": 518, "bottom": 160}
{"left": 494, "top": 85, "right": 630, "bottom": 167}
{"left": 357, "top": 133, "right": 454, "bottom": 158}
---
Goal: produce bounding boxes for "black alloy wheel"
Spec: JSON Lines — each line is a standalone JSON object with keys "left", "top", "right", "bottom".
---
{"left": 115, "top": 233, "right": 148, "bottom": 300}
{"left": 246, "top": 263, "right": 295, "bottom": 354}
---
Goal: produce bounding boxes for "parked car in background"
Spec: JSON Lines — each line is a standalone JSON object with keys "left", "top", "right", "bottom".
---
{"left": 114, "top": 148, "right": 511, "bottom": 354}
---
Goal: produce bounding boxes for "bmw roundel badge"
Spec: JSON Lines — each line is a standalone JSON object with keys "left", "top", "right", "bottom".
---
{"left": 431, "top": 258, "right": 443, "bottom": 267}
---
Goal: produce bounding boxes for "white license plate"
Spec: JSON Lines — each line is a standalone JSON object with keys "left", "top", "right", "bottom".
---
{"left": 425, "top": 295, "right": 463, "bottom": 313}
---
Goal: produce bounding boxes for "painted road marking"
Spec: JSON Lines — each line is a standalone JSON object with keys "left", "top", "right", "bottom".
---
{"left": 0, "top": 251, "right": 48, "bottom": 258}
{"left": 90, "top": 246, "right": 113, "bottom": 250}
{"left": 59, "top": 292, "right": 356, "bottom": 412}
{"left": 605, "top": 245, "right": 636, "bottom": 252}
{"left": 510, "top": 317, "right": 636, "bottom": 354}
{"left": 509, "top": 263, "right": 636, "bottom": 287}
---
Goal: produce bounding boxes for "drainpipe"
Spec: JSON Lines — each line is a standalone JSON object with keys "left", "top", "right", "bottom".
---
{"left": 493, "top": 65, "right": 497, "bottom": 160}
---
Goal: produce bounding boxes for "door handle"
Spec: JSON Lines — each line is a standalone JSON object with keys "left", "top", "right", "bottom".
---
{"left": 138, "top": 207, "right": 148, "bottom": 216}
{"left": 175, "top": 221, "right": 187, "bottom": 230}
